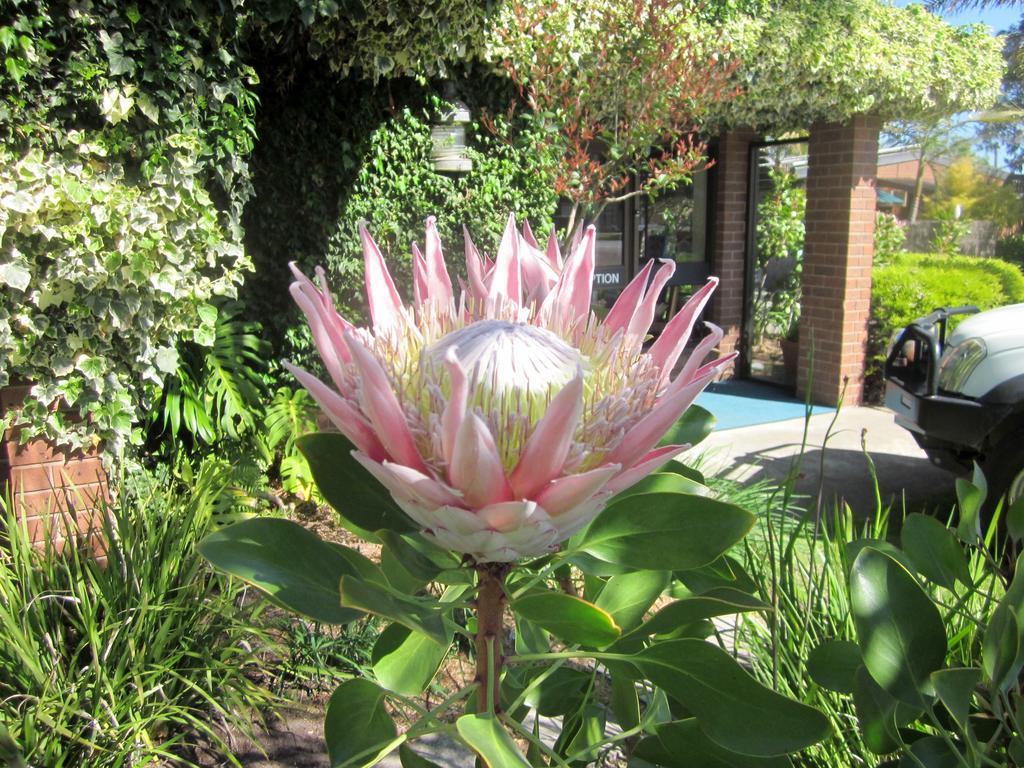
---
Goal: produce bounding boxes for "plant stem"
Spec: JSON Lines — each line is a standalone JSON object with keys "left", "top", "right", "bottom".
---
{"left": 474, "top": 562, "right": 510, "bottom": 714}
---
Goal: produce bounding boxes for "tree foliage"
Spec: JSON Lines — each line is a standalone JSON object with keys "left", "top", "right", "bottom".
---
{"left": 925, "top": 154, "right": 1024, "bottom": 227}
{"left": 708, "top": 0, "right": 1005, "bottom": 131}
{"left": 491, "top": 0, "right": 738, "bottom": 235}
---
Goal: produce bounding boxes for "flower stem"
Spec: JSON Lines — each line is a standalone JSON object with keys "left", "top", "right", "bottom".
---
{"left": 474, "top": 562, "right": 510, "bottom": 714}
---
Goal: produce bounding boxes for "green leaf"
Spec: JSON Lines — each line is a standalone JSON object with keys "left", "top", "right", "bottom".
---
{"left": 579, "top": 493, "right": 754, "bottom": 571}
{"left": 849, "top": 547, "right": 946, "bottom": 704}
{"left": 378, "top": 530, "right": 460, "bottom": 583}
{"left": 298, "top": 433, "right": 417, "bottom": 535}
{"left": 523, "top": 667, "right": 591, "bottom": 716}
{"left": 557, "top": 704, "right": 605, "bottom": 763}
{"left": 594, "top": 570, "right": 670, "bottom": 632}
{"left": 658, "top": 404, "right": 716, "bottom": 448}
{"left": 852, "top": 665, "right": 910, "bottom": 755}
{"left": 339, "top": 576, "right": 449, "bottom": 645}
{"left": 511, "top": 590, "right": 620, "bottom": 648}
{"left": 609, "top": 668, "right": 641, "bottom": 731}
{"left": 983, "top": 602, "right": 1020, "bottom": 691}
{"left": 931, "top": 667, "right": 980, "bottom": 729}
{"left": 674, "top": 555, "right": 757, "bottom": 595}
{"left": 399, "top": 745, "right": 442, "bottom": 768}
{"left": 955, "top": 463, "right": 987, "bottom": 541}
{"left": 807, "top": 640, "right": 863, "bottom": 694}
{"left": 630, "top": 588, "right": 769, "bottom": 638}
{"left": 199, "top": 518, "right": 362, "bottom": 625}
{"left": 456, "top": 715, "right": 530, "bottom": 767}
{"left": 896, "top": 735, "right": 964, "bottom": 768}
{"left": 372, "top": 623, "right": 450, "bottom": 696}
{"left": 611, "top": 471, "right": 709, "bottom": 501}
{"left": 653, "top": 718, "right": 793, "bottom": 767}
{"left": 325, "top": 679, "right": 400, "bottom": 767}
{"left": 628, "top": 639, "right": 830, "bottom": 756}
{"left": 1008, "top": 494, "right": 1024, "bottom": 541}
{"left": 514, "top": 615, "right": 550, "bottom": 655}
{"left": 901, "top": 513, "right": 971, "bottom": 590}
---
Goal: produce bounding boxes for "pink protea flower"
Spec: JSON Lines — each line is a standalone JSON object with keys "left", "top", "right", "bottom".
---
{"left": 287, "top": 214, "right": 734, "bottom": 563}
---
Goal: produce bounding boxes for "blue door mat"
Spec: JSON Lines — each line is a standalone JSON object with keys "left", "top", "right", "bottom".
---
{"left": 694, "top": 380, "right": 834, "bottom": 432}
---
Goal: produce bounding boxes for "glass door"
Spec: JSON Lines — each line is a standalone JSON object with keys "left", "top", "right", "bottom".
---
{"left": 744, "top": 140, "right": 808, "bottom": 387}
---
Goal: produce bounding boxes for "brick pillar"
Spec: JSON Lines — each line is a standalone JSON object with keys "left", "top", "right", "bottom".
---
{"left": 0, "top": 385, "right": 108, "bottom": 550}
{"left": 798, "top": 115, "right": 880, "bottom": 406}
{"left": 708, "top": 129, "right": 757, "bottom": 376}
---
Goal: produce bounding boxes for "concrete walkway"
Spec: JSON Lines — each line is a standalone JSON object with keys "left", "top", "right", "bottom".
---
{"left": 692, "top": 405, "right": 958, "bottom": 518}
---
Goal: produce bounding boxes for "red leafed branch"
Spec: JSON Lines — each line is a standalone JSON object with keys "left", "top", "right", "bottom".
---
{"left": 497, "top": 0, "right": 741, "bottom": 229}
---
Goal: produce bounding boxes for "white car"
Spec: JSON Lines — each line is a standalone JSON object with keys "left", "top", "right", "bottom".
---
{"left": 885, "top": 303, "right": 1024, "bottom": 511}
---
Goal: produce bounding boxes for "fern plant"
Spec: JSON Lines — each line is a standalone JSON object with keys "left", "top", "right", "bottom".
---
{"left": 262, "top": 386, "right": 321, "bottom": 500}
{"left": 148, "top": 300, "right": 270, "bottom": 454}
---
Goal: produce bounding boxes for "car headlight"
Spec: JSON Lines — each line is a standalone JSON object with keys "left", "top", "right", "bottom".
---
{"left": 938, "top": 337, "right": 987, "bottom": 393}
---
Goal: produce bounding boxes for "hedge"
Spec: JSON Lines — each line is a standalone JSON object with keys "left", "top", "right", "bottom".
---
{"left": 866, "top": 252, "right": 1024, "bottom": 399}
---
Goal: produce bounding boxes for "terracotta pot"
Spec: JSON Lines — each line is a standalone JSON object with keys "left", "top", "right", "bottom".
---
{"left": 0, "top": 384, "right": 109, "bottom": 552}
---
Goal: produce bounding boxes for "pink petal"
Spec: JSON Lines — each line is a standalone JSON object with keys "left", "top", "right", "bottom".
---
{"left": 668, "top": 325, "right": 725, "bottom": 393}
{"left": 477, "top": 500, "right": 539, "bottom": 533}
{"left": 546, "top": 228, "right": 563, "bottom": 271}
{"left": 289, "top": 281, "right": 352, "bottom": 386}
{"left": 352, "top": 453, "right": 461, "bottom": 508}
{"left": 488, "top": 212, "right": 522, "bottom": 306}
{"left": 625, "top": 259, "right": 676, "bottom": 345}
{"left": 449, "top": 412, "right": 513, "bottom": 508}
{"left": 463, "top": 227, "right": 488, "bottom": 304}
{"left": 521, "top": 218, "right": 540, "bottom": 249}
{"left": 602, "top": 259, "right": 656, "bottom": 335}
{"left": 547, "top": 225, "right": 595, "bottom": 326}
{"left": 283, "top": 362, "right": 387, "bottom": 461}
{"left": 535, "top": 465, "right": 620, "bottom": 517}
{"left": 360, "top": 222, "right": 405, "bottom": 329}
{"left": 567, "top": 226, "right": 596, "bottom": 322}
{"left": 345, "top": 333, "right": 428, "bottom": 472}
{"left": 441, "top": 350, "right": 468, "bottom": 465}
{"left": 412, "top": 243, "right": 428, "bottom": 307}
{"left": 604, "top": 444, "right": 688, "bottom": 495}
{"left": 648, "top": 278, "right": 719, "bottom": 380}
{"left": 509, "top": 375, "right": 583, "bottom": 498}
{"left": 606, "top": 371, "right": 717, "bottom": 471}
{"left": 424, "top": 216, "right": 454, "bottom": 305}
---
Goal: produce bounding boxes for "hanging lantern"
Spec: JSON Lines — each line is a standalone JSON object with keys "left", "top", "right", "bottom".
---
{"left": 430, "top": 99, "right": 473, "bottom": 174}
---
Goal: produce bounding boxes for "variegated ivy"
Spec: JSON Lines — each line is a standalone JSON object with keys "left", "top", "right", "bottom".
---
{"left": 0, "top": 142, "right": 251, "bottom": 454}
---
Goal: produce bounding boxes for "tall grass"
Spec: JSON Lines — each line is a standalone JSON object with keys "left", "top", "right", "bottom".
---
{"left": 0, "top": 462, "right": 275, "bottom": 766}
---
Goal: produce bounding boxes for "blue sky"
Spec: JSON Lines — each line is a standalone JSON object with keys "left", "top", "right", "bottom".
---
{"left": 891, "top": 1, "right": 1019, "bottom": 33}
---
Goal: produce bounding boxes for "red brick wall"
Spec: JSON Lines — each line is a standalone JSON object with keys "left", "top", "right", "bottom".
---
{"left": 708, "top": 129, "right": 758, "bottom": 375}
{"left": 0, "top": 385, "right": 108, "bottom": 550}
{"left": 798, "top": 115, "right": 880, "bottom": 406}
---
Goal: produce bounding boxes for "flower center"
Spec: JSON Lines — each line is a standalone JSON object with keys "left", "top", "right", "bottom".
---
{"left": 425, "top": 319, "right": 582, "bottom": 396}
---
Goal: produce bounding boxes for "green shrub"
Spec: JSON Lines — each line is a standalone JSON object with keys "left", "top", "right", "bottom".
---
{"left": 0, "top": 461, "right": 275, "bottom": 765}
{"left": 866, "top": 252, "right": 1024, "bottom": 399}
{"left": 872, "top": 211, "right": 905, "bottom": 266}
{"left": 931, "top": 212, "right": 971, "bottom": 256}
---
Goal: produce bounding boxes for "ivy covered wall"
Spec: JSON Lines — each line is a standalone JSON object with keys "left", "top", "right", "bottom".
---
{"left": 240, "top": 59, "right": 559, "bottom": 365}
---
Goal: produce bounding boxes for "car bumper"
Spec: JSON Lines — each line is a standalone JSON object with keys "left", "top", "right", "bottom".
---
{"left": 884, "top": 381, "right": 1006, "bottom": 453}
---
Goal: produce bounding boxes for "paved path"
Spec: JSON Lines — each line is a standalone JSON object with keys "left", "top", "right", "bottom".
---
{"left": 693, "top": 405, "right": 958, "bottom": 518}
